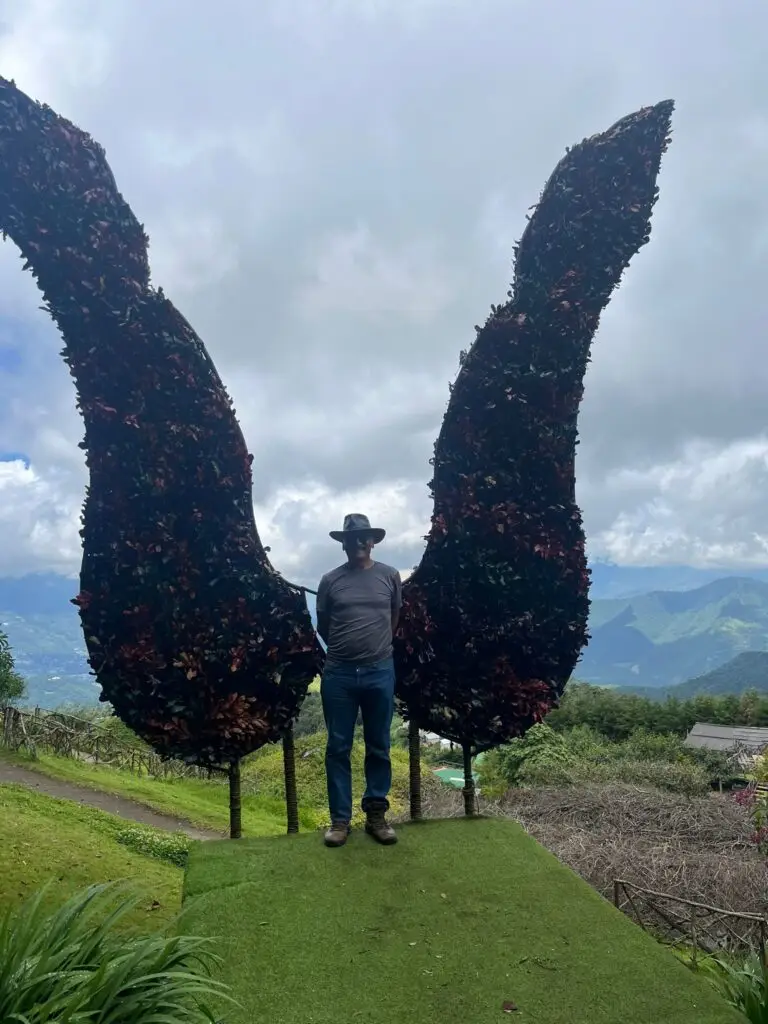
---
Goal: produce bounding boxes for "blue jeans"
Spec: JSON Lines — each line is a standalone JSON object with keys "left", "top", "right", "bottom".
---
{"left": 321, "top": 657, "right": 395, "bottom": 823}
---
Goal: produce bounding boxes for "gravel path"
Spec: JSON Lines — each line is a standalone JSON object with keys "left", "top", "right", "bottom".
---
{"left": 0, "top": 759, "right": 221, "bottom": 841}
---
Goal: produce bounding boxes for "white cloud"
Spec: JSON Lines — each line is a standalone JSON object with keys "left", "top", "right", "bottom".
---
{"left": 0, "top": 0, "right": 115, "bottom": 100}
{"left": 297, "top": 225, "right": 452, "bottom": 324}
{"left": 0, "top": 460, "right": 80, "bottom": 576}
{"left": 589, "top": 438, "right": 768, "bottom": 568}
{"left": 1, "top": 0, "right": 768, "bottom": 584}
{"left": 254, "top": 478, "right": 428, "bottom": 585}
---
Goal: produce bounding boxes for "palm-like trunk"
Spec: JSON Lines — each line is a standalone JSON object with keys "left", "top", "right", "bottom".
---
{"left": 462, "top": 743, "right": 476, "bottom": 817}
{"left": 229, "top": 758, "right": 242, "bottom": 839}
{"left": 283, "top": 725, "right": 299, "bottom": 834}
{"left": 408, "top": 719, "right": 422, "bottom": 820}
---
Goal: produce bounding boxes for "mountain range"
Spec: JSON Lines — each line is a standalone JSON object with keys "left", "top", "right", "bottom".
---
{"left": 4, "top": 565, "right": 768, "bottom": 707}
{"left": 580, "top": 576, "right": 768, "bottom": 689}
{"left": 623, "top": 651, "right": 768, "bottom": 700}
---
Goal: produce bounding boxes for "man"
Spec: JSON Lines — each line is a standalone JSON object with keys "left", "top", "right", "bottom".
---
{"left": 316, "top": 513, "right": 402, "bottom": 848}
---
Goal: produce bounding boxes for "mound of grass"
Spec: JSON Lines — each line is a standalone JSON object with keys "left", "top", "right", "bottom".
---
{"left": 0, "top": 783, "right": 181, "bottom": 930}
{"left": 183, "top": 818, "right": 740, "bottom": 1024}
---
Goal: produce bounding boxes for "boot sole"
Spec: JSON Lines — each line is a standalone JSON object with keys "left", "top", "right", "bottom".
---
{"left": 364, "top": 826, "right": 398, "bottom": 845}
{"left": 324, "top": 830, "right": 351, "bottom": 848}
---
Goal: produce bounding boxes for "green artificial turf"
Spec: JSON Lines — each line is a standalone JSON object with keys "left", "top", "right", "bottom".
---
{"left": 183, "top": 817, "right": 741, "bottom": 1024}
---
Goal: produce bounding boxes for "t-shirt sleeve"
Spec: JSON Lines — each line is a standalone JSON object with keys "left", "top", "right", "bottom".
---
{"left": 316, "top": 574, "right": 330, "bottom": 617}
{"left": 391, "top": 569, "right": 403, "bottom": 612}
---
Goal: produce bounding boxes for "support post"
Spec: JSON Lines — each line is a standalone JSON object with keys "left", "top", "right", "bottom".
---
{"left": 229, "top": 758, "right": 242, "bottom": 839}
{"left": 462, "top": 742, "right": 476, "bottom": 817}
{"left": 408, "top": 719, "right": 422, "bottom": 820}
{"left": 283, "top": 725, "right": 299, "bottom": 834}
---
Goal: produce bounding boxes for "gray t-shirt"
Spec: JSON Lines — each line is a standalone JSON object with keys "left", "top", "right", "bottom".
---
{"left": 317, "top": 561, "right": 402, "bottom": 664}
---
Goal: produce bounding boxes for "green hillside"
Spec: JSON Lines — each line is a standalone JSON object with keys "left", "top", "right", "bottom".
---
{"left": 621, "top": 649, "right": 768, "bottom": 700}
{"left": 183, "top": 818, "right": 741, "bottom": 1024}
{"left": 582, "top": 575, "right": 768, "bottom": 688}
{"left": 673, "top": 650, "right": 768, "bottom": 696}
{"left": 1, "top": 782, "right": 181, "bottom": 926}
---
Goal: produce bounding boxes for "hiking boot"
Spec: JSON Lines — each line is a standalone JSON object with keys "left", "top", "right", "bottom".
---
{"left": 324, "top": 821, "right": 351, "bottom": 847}
{"left": 365, "top": 805, "right": 398, "bottom": 845}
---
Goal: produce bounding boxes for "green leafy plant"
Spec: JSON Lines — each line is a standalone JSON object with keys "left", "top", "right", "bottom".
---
{"left": 0, "top": 881, "right": 237, "bottom": 1022}
{"left": 688, "top": 953, "right": 768, "bottom": 1023}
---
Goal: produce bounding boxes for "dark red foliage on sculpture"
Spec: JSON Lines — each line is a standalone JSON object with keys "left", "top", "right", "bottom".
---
{"left": 395, "top": 101, "right": 674, "bottom": 753}
{"left": 0, "top": 77, "right": 322, "bottom": 765}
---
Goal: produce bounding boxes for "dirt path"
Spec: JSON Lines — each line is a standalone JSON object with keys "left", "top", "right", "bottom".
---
{"left": 0, "top": 760, "right": 221, "bottom": 841}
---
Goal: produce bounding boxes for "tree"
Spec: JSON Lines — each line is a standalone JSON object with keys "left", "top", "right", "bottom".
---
{"left": 0, "top": 77, "right": 323, "bottom": 837}
{"left": 395, "top": 101, "right": 674, "bottom": 815}
{"left": 0, "top": 630, "right": 25, "bottom": 706}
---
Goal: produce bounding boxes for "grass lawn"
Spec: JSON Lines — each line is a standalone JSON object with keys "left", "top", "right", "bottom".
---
{"left": 183, "top": 818, "right": 741, "bottom": 1024}
{"left": 0, "top": 783, "right": 181, "bottom": 931}
{"left": 0, "top": 748, "right": 313, "bottom": 836}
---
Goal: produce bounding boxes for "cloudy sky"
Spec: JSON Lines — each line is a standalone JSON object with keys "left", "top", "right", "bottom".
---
{"left": 0, "top": 0, "right": 767, "bottom": 587}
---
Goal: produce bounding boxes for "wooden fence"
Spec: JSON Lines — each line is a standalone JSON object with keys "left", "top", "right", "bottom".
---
{"left": 614, "top": 878, "right": 767, "bottom": 960}
{"left": 1, "top": 705, "right": 218, "bottom": 782}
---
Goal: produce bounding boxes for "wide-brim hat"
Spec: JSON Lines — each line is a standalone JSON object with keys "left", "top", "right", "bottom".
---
{"left": 330, "top": 513, "right": 386, "bottom": 544}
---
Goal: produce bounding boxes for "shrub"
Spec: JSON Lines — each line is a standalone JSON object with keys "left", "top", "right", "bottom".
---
{"left": 479, "top": 724, "right": 576, "bottom": 795}
{"left": 0, "top": 882, "right": 236, "bottom": 1023}
{"left": 0, "top": 76, "right": 322, "bottom": 767}
{"left": 115, "top": 826, "right": 191, "bottom": 867}
{"left": 478, "top": 725, "right": 711, "bottom": 796}
{"left": 395, "top": 101, "right": 674, "bottom": 756}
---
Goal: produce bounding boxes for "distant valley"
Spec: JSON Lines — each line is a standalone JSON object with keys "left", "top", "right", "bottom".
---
{"left": 4, "top": 566, "right": 768, "bottom": 707}
{"left": 0, "top": 574, "right": 96, "bottom": 707}
{"left": 581, "top": 576, "right": 768, "bottom": 689}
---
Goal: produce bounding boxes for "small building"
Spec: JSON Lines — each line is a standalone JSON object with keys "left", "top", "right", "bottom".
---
{"left": 684, "top": 722, "right": 768, "bottom": 768}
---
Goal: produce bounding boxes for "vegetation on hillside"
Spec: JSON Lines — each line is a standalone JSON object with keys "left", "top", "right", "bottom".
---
{"left": 0, "top": 783, "right": 181, "bottom": 927}
{"left": 548, "top": 680, "right": 768, "bottom": 737}
{"left": 684, "top": 952, "right": 768, "bottom": 1023}
{"left": 0, "top": 723, "right": 423, "bottom": 833}
{"left": 478, "top": 722, "right": 737, "bottom": 796}
{"left": 661, "top": 650, "right": 768, "bottom": 698}
{"left": 0, "top": 629, "right": 25, "bottom": 706}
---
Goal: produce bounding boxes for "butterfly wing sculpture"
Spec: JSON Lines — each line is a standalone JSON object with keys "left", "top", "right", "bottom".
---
{"left": 0, "top": 79, "right": 323, "bottom": 790}
{"left": 395, "top": 102, "right": 674, "bottom": 800}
